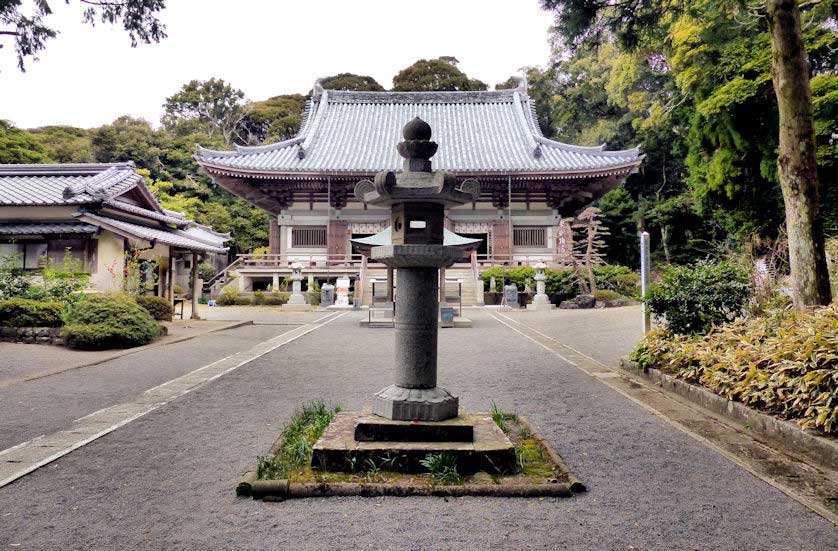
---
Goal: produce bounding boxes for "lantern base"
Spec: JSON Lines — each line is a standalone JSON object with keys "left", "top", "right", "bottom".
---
{"left": 372, "top": 384, "right": 459, "bottom": 421}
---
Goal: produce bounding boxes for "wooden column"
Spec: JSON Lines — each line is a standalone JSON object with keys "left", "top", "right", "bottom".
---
{"left": 269, "top": 219, "right": 280, "bottom": 255}
{"left": 167, "top": 247, "right": 174, "bottom": 305}
{"left": 190, "top": 251, "right": 200, "bottom": 320}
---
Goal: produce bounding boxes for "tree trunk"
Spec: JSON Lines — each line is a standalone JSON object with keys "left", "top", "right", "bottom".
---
{"left": 766, "top": 0, "right": 832, "bottom": 309}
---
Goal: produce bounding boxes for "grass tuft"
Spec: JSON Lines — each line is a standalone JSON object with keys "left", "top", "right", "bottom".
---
{"left": 420, "top": 452, "right": 463, "bottom": 485}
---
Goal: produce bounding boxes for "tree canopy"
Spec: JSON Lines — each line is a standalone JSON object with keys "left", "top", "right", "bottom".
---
{"left": 1, "top": 0, "right": 166, "bottom": 71}
{"left": 392, "top": 57, "right": 488, "bottom": 92}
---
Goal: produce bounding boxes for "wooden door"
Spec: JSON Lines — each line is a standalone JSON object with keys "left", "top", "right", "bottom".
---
{"left": 327, "top": 220, "right": 350, "bottom": 263}
{"left": 492, "top": 221, "right": 510, "bottom": 263}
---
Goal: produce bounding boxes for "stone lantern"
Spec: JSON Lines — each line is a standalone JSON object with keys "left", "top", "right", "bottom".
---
{"left": 527, "top": 261, "right": 555, "bottom": 311}
{"left": 355, "top": 117, "right": 480, "bottom": 421}
{"left": 282, "top": 262, "right": 312, "bottom": 311}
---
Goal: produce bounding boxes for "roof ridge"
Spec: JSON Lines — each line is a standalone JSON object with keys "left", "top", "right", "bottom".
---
{"left": 534, "top": 136, "right": 642, "bottom": 157}
{"left": 0, "top": 162, "right": 134, "bottom": 176}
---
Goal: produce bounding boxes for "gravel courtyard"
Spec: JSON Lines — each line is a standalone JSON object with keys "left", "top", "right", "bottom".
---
{"left": 0, "top": 307, "right": 834, "bottom": 550}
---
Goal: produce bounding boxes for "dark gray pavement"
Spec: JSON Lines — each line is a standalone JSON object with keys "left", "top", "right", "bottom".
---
{"left": 1, "top": 308, "right": 835, "bottom": 550}
{"left": 0, "top": 324, "right": 294, "bottom": 451}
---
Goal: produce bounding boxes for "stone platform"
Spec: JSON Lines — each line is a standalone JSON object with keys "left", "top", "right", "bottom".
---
{"left": 311, "top": 412, "right": 516, "bottom": 475}
{"left": 358, "top": 316, "right": 472, "bottom": 329}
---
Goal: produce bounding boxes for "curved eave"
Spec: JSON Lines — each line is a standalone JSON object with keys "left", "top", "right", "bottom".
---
{"left": 194, "top": 157, "right": 643, "bottom": 182}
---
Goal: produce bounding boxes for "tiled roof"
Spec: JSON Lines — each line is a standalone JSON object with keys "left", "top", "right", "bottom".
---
{"left": 0, "top": 222, "right": 98, "bottom": 235}
{"left": 76, "top": 212, "right": 228, "bottom": 254}
{"left": 0, "top": 163, "right": 157, "bottom": 207}
{"left": 351, "top": 227, "right": 481, "bottom": 251}
{"left": 103, "top": 199, "right": 190, "bottom": 227}
{"left": 195, "top": 81, "right": 642, "bottom": 177}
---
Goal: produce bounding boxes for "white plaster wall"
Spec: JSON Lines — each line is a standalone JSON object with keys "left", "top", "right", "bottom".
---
{"left": 91, "top": 230, "right": 125, "bottom": 291}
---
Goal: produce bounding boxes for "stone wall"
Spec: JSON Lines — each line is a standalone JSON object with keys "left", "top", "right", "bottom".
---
{"left": 0, "top": 327, "right": 64, "bottom": 345}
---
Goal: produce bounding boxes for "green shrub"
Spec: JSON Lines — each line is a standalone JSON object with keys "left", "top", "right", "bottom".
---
{"left": 63, "top": 294, "right": 159, "bottom": 349}
{"left": 264, "top": 292, "right": 289, "bottom": 306}
{"left": 647, "top": 260, "right": 752, "bottom": 334}
{"left": 0, "top": 298, "right": 63, "bottom": 327}
{"left": 236, "top": 296, "right": 252, "bottom": 305}
{"left": 593, "top": 289, "right": 622, "bottom": 302}
{"left": 593, "top": 265, "right": 640, "bottom": 298}
{"left": 544, "top": 270, "right": 576, "bottom": 302}
{"left": 630, "top": 305, "right": 838, "bottom": 434}
{"left": 481, "top": 266, "right": 506, "bottom": 291}
{"left": 252, "top": 290, "right": 266, "bottom": 305}
{"left": 135, "top": 295, "right": 174, "bottom": 321}
{"left": 216, "top": 285, "right": 239, "bottom": 306}
{"left": 0, "top": 253, "right": 31, "bottom": 300}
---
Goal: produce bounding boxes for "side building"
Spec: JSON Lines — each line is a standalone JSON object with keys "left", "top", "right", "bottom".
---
{"left": 0, "top": 163, "right": 228, "bottom": 306}
{"left": 194, "top": 78, "right": 642, "bottom": 303}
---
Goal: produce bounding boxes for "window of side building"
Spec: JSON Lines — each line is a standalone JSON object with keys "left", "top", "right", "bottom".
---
{"left": 291, "top": 226, "right": 327, "bottom": 248}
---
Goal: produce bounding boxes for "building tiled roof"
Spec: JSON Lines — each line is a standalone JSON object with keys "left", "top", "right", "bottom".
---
{"left": 103, "top": 199, "right": 190, "bottom": 227}
{"left": 0, "top": 222, "right": 98, "bottom": 235}
{"left": 76, "top": 212, "right": 228, "bottom": 254}
{"left": 195, "top": 81, "right": 642, "bottom": 178}
{"left": 0, "top": 163, "right": 158, "bottom": 207}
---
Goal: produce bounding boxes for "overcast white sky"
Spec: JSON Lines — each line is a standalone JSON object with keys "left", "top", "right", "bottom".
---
{"left": 1, "top": 0, "right": 555, "bottom": 129}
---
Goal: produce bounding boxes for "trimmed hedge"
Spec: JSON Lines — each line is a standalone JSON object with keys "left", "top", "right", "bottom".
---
{"left": 630, "top": 305, "right": 838, "bottom": 435}
{"left": 0, "top": 298, "right": 63, "bottom": 327}
{"left": 136, "top": 295, "right": 174, "bottom": 321}
{"left": 63, "top": 294, "right": 159, "bottom": 350}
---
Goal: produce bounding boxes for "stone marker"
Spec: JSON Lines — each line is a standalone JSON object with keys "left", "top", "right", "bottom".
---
{"left": 356, "top": 117, "right": 480, "bottom": 421}
{"left": 503, "top": 280, "right": 519, "bottom": 308}
{"left": 320, "top": 282, "right": 335, "bottom": 307}
{"left": 527, "top": 262, "right": 555, "bottom": 311}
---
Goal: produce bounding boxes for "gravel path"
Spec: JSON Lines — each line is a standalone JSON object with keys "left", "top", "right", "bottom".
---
{"left": 0, "top": 309, "right": 834, "bottom": 550}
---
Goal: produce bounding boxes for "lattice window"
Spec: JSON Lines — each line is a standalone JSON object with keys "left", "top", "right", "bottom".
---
{"left": 513, "top": 227, "right": 547, "bottom": 248}
{"left": 291, "top": 226, "right": 327, "bottom": 248}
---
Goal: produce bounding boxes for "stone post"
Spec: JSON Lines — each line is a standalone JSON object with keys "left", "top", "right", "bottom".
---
{"left": 640, "top": 231, "right": 651, "bottom": 333}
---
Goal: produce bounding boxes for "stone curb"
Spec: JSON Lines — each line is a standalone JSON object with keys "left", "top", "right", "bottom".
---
{"left": 237, "top": 414, "right": 586, "bottom": 500}
{"left": 619, "top": 358, "right": 838, "bottom": 472}
{"left": 0, "top": 320, "right": 253, "bottom": 389}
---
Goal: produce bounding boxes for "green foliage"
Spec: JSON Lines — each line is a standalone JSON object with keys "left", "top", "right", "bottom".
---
{"left": 1, "top": 0, "right": 166, "bottom": 71}
{"left": 419, "top": 453, "right": 463, "bottom": 485}
{"left": 241, "top": 94, "right": 307, "bottom": 144}
{"left": 320, "top": 73, "right": 384, "bottom": 92}
{"left": 252, "top": 290, "right": 266, "bottom": 305}
{"left": 27, "top": 126, "right": 94, "bottom": 163}
{"left": 0, "top": 252, "right": 31, "bottom": 301}
{"left": 0, "top": 121, "right": 50, "bottom": 163}
{"left": 630, "top": 305, "right": 838, "bottom": 434}
{"left": 38, "top": 250, "right": 90, "bottom": 304}
{"left": 162, "top": 78, "right": 246, "bottom": 145}
{"left": 392, "top": 57, "right": 487, "bottom": 92}
{"left": 593, "top": 289, "right": 622, "bottom": 302}
{"left": 593, "top": 265, "right": 639, "bottom": 298}
{"left": 135, "top": 295, "right": 173, "bottom": 321}
{"left": 647, "top": 260, "right": 752, "bottom": 334}
{"left": 257, "top": 401, "right": 341, "bottom": 480}
{"left": 197, "top": 262, "right": 216, "bottom": 281}
{"left": 0, "top": 298, "right": 63, "bottom": 327}
{"left": 264, "top": 292, "right": 289, "bottom": 306}
{"left": 215, "top": 285, "right": 239, "bottom": 306}
{"left": 63, "top": 294, "right": 159, "bottom": 349}
{"left": 490, "top": 402, "right": 517, "bottom": 434}
{"left": 544, "top": 270, "right": 577, "bottom": 302}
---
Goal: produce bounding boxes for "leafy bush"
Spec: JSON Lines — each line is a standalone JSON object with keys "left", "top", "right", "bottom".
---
{"left": 63, "top": 294, "right": 159, "bottom": 349}
{"left": 0, "top": 253, "right": 31, "bottom": 300}
{"left": 198, "top": 262, "right": 216, "bottom": 281}
{"left": 593, "top": 265, "right": 640, "bottom": 298}
{"left": 544, "top": 270, "right": 576, "bottom": 302}
{"left": 39, "top": 250, "right": 90, "bottom": 304}
{"left": 252, "top": 290, "right": 266, "bottom": 305}
{"left": 216, "top": 285, "right": 239, "bottom": 306}
{"left": 647, "top": 260, "right": 752, "bottom": 334}
{"left": 630, "top": 305, "right": 838, "bottom": 435}
{"left": 0, "top": 298, "right": 63, "bottom": 327}
{"left": 264, "top": 292, "right": 289, "bottom": 306}
{"left": 593, "top": 289, "right": 622, "bottom": 302}
{"left": 135, "top": 295, "right": 174, "bottom": 321}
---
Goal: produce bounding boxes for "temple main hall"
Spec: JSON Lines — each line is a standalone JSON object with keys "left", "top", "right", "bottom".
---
{"left": 194, "top": 78, "right": 643, "bottom": 305}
